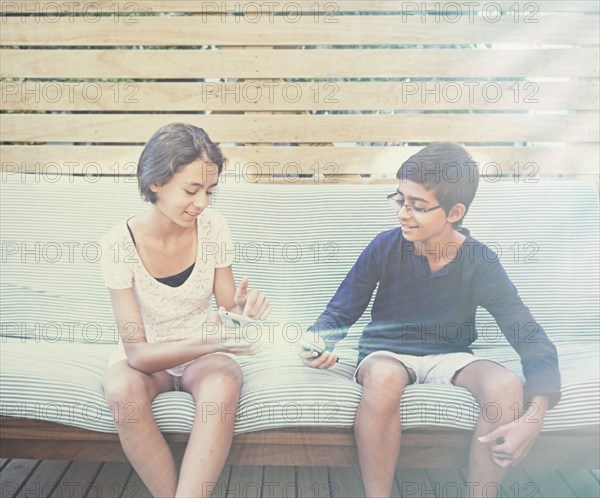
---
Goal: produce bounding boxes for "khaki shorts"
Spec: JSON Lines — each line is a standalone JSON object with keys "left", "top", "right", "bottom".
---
{"left": 354, "top": 351, "right": 501, "bottom": 385}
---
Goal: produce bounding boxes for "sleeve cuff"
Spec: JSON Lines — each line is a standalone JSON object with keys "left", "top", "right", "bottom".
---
{"left": 524, "top": 385, "right": 561, "bottom": 410}
{"left": 307, "top": 324, "right": 340, "bottom": 352}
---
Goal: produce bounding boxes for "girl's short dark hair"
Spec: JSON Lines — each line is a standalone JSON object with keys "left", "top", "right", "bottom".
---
{"left": 396, "top": 143, "right": 479, "bottom": 227}
{"left": 137, "top": 123, "right": 224, "bottom": 203}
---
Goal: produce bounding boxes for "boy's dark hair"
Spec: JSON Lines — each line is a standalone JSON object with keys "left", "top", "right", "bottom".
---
{"left": 137, "top": 123, "right": 224, "bottom": 203}
{"left": 396, "top": 143, "right": 479, "bottom": 228}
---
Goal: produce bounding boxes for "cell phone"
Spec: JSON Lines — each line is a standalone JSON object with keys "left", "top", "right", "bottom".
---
{"left": 298, "top": 340, "right": 339, "bottom": 362}
{"left": 218, "top": 310, "right": 256, "bottom": 328}
{"left": 297, "top": 340, "right": 326, "bottom": 355}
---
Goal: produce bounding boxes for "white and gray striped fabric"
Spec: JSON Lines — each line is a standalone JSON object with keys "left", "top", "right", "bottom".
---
{"left": 1, "top": 175, "right": 598, "bottom": 433}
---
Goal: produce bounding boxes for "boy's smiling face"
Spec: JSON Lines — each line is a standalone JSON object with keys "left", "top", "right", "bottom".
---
{"left": 393, "top": 180, "right": 464, "bottom": 247}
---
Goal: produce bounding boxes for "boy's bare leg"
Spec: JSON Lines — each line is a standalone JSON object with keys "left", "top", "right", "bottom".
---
{"left": 176, "top": 354, "right": 243, "bottom": 498}
{"left": 103, "top": 361, "right": 178, "bottom": 498}
{"left": 453, "top": 360, "right": 524, "bottom": 498}
{"left": 355, "top": 355, "right": 412, "bottom": 498}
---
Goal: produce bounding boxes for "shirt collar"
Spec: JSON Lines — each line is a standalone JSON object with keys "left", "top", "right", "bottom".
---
{"left": 402, "top": 226, "right": 472, "bottom": 277}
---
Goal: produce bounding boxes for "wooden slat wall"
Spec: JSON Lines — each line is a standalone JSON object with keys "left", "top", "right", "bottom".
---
{"left": 3, "top": 81, "right": 598, "bottom": 111}
{"left": 3, "top": 2, "right": 600, "bottom": 14}
{"left": 0, "top": 1, "right": 598, "bottom": 182}
{"left": 3, "top": 49, "right": 598, "bottom": 78}
{"left": 3, "top": 145, "right": 598, "bottom": 177}
{"left": 3, "top": 114, "right": 598, "bottom": 143}
{"left": 2, "top": 16, "right": 598, "bottom": 45}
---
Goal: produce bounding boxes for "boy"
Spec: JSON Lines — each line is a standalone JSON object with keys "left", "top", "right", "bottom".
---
{"left": 300, "top": 143, "right": 561, "bottom": 498}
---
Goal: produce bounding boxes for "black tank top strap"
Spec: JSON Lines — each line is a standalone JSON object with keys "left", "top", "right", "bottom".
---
{"left": 126, "top": 220, "right": 195, "bottom": 287}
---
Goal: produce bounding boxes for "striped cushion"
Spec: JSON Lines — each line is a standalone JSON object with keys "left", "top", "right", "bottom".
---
{"left": 1, "top": 176, "right": 598, "bottom": 432}
{"left": 1, "top": 339, "right": 597, "bottom": 433}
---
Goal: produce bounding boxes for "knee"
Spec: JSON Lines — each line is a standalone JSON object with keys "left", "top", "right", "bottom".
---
{"left": 189, "top": 356, "right": 243, "bottom": 400}
{"left": 211, "top": 362, "right": 243, "bottom": 394}
{"left": 475, "top": 369, "right": 523, "bottom": 406}
{"left": 360, "top": 359, "right": 409, "bottom": 405}
{"left": 103, "top": 371, "right": 152, "bottom": 406}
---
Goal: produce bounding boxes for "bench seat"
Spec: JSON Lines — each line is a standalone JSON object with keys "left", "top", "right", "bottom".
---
{"left": 1, "top": 175, "right": 599, "bottom": 468}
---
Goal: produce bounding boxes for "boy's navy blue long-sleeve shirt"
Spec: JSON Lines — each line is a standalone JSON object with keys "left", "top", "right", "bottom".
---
{"left": 309, "top": 227, "right": 562, "bottom": 408}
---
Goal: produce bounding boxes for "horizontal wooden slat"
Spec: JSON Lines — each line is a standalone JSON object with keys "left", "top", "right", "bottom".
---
{"left": 1, "top": 16, "right": 598, "bottom": 46}
{"left": 1, "top": 145, "right": 598, "bottom": 177}
{"left": 2, "top": 81, "right": 597, "bottom": 111}
{"left": 2, "top": 1, "right": 598, "bottom": 14}
{"left": 3, "top": 48, "right": 598, "bottom": 79}
{"left": 2, "top": 419, "right": 599, "bottom": 469}
{"left": 2, "top": 114, "right": 598, "bottom": 143}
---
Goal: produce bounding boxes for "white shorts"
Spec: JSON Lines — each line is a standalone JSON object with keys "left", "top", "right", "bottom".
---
{"left": 107, "top": 347, "right": 234, "bottom": 391}
{"left": 107, "top": 347, "right": 191, "bottom": 390}
{"left": 165, "top": 351, "right": 238, "bottom": 391}
{"left": 354, "top": 351, "right": 502, "bottom": 385}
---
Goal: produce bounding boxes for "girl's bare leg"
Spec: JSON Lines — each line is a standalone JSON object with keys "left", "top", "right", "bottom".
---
{"left": 103, "top": 361, "right": 177, "bottom": 498}
{"left": 175, "top": 354, "right": 243, "bottom": 498}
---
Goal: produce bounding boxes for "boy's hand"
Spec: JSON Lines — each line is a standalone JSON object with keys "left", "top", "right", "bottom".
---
{"left": 478, "top": 398, "right": 547, "bottom": 468}
{"left": 233, "top": 277, "right": 271, "bottom": 320}
{"left": 300, "top": 350, "right": 338, "bottom": 369}
{"left": 298, "top": 334, "right": 338, "bottom": 369}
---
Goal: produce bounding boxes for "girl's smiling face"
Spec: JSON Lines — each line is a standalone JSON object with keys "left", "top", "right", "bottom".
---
{"left": 150, "top": 158, "right": 220, "bottom": 227}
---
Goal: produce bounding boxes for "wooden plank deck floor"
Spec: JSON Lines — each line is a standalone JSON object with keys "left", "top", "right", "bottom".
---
{"left": 0, "top": 458, "right": 598, "bottom": 498}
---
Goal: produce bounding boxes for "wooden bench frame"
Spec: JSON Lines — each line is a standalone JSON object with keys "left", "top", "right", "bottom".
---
{"left": 2, "top": 418, "right": 598, "bottom": 470}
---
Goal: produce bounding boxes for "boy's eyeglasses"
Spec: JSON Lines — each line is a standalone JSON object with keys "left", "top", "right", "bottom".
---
{"left": 386, "top": 192, "right": 443, "bottom": 215}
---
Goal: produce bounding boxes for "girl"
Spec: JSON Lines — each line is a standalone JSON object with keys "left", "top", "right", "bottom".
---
{"left": 101, "top": 123, "right": 271, "bottom": 497}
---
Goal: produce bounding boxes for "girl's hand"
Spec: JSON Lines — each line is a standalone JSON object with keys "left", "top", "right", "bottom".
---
{"left": 222, "top": 339, "right": 263, "bottom": 356}
{"left": 233, "top": 276, "right": 271, "bottom": 320}
{"left": 211, "top": 309, "right": 263, "bottom": 355}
